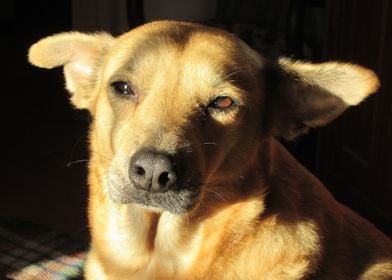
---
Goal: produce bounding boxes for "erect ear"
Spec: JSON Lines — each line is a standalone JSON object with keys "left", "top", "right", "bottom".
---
{"left": 28, "top": 32, "right": 114, "bottom": 110}
{"left": 263, "top": 58, "right": 380, "bottom": 140}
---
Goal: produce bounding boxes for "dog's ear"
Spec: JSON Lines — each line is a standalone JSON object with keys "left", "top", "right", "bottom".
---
{"left": 263, "top": 58, "right": 380, "bottom": 140}
{"left": 28, "top": 32, "right": 114, "bottom": 110}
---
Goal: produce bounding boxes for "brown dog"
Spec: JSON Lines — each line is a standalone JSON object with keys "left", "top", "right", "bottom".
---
{"left": 29, "top": 21, "right": 392, "bottom": 279}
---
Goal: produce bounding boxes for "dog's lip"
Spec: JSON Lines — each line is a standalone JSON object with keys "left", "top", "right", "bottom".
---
{"left": 107, "top": 171, "right": 202, "bottom": 213}
{"left": 107, "top": 171, "right": 201, "bottom": 192}
{"left": 132, "top": 186, "right": 201, "bottom": 212}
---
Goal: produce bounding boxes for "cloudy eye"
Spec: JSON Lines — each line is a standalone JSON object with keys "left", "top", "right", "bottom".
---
{"left": 208, "top": 96, "right": 235, "bottom": 110}
{"left": 111, "top": 81, "right": 134, "bottom": 96}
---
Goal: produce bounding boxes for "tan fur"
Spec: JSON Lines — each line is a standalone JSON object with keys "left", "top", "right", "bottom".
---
{"left": 29, "top": 21, "right": 391, "bottom": 279}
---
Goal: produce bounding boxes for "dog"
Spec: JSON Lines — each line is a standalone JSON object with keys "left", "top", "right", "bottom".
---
{"left": 29, "top": 21, "right": 392, "bottom": 279}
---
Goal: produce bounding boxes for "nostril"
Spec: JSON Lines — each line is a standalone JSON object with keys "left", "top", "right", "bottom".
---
{"left": 130, "top": 150, "right": 179, "bottom": 192}
{"left": 158, "top": 172, "right": 170, "bottom": 186}
{"left": 136, "top": 166, "right": 145, "bottom": 176}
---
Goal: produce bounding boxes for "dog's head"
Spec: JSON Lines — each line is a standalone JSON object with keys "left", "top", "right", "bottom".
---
{"left": 29, "top": 21, "right": 379, "bottom": 214}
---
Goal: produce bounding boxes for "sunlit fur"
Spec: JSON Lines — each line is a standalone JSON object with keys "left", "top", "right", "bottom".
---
{"left": 29, "top": 21, "right": 391, "bottom": 279}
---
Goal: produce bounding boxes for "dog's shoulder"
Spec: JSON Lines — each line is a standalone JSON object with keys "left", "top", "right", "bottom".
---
{"left": 259, "top": 139, "right": 392, "bottom": 279}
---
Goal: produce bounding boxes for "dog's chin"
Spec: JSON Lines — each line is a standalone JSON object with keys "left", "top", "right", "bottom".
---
{"left": 107, "top": 181, "right": 200, "bottom": 214}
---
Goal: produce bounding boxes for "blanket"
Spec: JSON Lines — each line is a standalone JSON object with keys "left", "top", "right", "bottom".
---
{"left": 0, "top": 218, "right": 87, "bottom": 280}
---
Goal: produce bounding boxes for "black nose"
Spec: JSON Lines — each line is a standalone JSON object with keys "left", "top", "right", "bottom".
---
{"left": 129, "top": 150, "right": 177, "bottom": 192}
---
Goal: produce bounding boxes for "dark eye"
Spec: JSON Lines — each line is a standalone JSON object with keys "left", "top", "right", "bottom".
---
{"left": 111, "top": 81, "right": 134, "bottom": 96}
{"left": 209, "top": 96, "right": 235, "bottom": 110}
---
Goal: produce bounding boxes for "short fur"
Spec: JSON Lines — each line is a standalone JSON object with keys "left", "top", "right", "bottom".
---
{"left": 29, "top": 21, "right": 391, "bottom": 279}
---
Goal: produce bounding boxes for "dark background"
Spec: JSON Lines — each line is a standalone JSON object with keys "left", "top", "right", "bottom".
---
{"left": 1, "top": 0, "right": 391, "bottom": 237}
{"left": 1, "top": 1, "right": 89, "bottom": 235}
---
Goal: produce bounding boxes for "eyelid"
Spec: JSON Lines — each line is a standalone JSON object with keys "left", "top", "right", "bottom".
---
{"left": 208, "top": 96, "right": 238, "bottom": 111}
{"left": 213, "top": 96, "right": 234, "bottom": 108}
{"left": 111, "top": 81, "right": 134, "bottom": 95}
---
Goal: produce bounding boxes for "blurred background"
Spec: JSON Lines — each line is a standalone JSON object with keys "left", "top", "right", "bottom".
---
{"left": 1, "top": 0, "right": 391, "bottom": 240}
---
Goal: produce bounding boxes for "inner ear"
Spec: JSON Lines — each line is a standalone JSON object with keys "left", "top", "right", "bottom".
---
{"left": 63, "top": 57, "right": 99, "bottom": 108}
{"left": 265, "top": 84, "right": 347, "bottom": 140}
{"left": 28, "top": 32, "right": 114, "bottom": 110}
{"left": 263, "top": 59, "right": 379, "bottom": 140}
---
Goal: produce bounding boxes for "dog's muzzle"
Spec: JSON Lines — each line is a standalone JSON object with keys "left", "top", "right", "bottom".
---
{"left": 108, "top": 148, "right": 200, "bottom": 213}
{"left": 129, "top": 149, "right": 178, "bottom": 193}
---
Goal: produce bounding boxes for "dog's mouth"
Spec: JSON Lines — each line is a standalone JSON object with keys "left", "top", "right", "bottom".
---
{"left": 107, "top": 173, "right": 201, "bottom": 214}
{"left": 106, "top": 149, "right": 202, "bottom": 214}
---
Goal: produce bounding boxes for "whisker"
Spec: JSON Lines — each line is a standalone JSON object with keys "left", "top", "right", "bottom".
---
{"left": 207, "top": 190, "right": 228, "bottom": 202}
{"left": 68, "top": 131, "right": 89, "bottom": 165}
{"left": 182, "top": 142, "right": 218, "bottom": 154}
{"left": 90, "top": 149, "right": 111, "bottom": 161}
{"left": 67, "top": 159, "right": 89, "bottom": 167}
{"left": 221, "top": 70, "right": 243, "bottom": 82}
{"left": 195, "top": 142, "right": 219, "bottom": 147}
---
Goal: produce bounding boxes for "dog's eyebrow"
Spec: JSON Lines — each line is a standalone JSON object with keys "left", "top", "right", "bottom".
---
{"left": 211, "top": 66, "right": 255, "bottom": 93}
{"left": 215, "top": 69, "right": 245, "bottom": 85}
{"left": 118, "top": 28, "right": 195, "bottom": 75}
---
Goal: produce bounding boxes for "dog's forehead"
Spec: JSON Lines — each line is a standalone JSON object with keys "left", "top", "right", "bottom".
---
{"left": 103, "top": 22, "right": 262, "bottom": 82}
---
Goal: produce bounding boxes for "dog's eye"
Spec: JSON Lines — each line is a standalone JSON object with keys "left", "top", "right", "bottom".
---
{"left": 209, "top": 96, "right": 235, "bottom": 110}
{"left": 111, "top": 81, "right": 134, "bottom": 96}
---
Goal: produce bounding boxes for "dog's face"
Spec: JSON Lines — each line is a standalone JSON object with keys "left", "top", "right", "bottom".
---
{"left": 101, "top": 25, "right": 267, "bottom": 214}
{"left": 29, "top": 21, "right": 379, "bottom": 214}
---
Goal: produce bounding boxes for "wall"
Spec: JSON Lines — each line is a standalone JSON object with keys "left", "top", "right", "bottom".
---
{"left": 144, "top": 0, "right": 217, "bottom": 22}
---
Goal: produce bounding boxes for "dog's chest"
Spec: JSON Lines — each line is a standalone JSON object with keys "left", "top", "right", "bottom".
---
{"left": 105, "top": 208, "right": 200, "bottom": 279}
